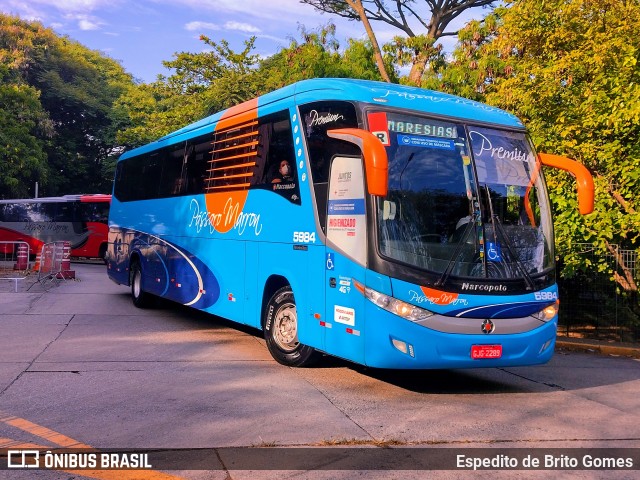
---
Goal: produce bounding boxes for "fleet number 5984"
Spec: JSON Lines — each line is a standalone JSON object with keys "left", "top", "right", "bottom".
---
{"left": 293, "top": 231, "right": 316, "bottom": 243}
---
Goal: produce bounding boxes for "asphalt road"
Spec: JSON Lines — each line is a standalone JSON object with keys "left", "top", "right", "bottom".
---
{"left": 0, "top": 263, "right": 639, "bottom": 479}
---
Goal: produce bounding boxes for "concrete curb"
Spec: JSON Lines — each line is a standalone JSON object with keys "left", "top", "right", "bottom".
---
{"left": 556, "top": 336, "right": 640, "bottom": 359}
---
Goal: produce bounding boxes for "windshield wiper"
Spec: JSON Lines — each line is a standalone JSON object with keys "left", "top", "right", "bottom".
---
{"left": 484, "top": 185, "right": 535, "bottom": 290}
{"left": 435, "top": 212, "right": 479, "bottom": 288}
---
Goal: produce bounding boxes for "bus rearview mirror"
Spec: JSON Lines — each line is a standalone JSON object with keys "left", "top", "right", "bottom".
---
{"left": 538, "top": 153, "right": 595, "bottom": 215}
{"left": 327, "top": 128, "right": 389, "bottom": 197}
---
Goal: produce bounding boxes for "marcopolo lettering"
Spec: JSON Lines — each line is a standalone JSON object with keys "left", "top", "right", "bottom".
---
{"left": 461, "top": 283, "right": 508, "bottom": 292}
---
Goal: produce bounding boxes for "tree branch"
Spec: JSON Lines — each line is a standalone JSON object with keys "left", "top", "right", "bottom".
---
{"left": 597, "top": 173, "right": 637, "bottom": 215}
{"left": 606, "top": 242, "right": 638, "bottom": 292}
{"left": 344, "top": 0, "right": 392, "bottom": 82}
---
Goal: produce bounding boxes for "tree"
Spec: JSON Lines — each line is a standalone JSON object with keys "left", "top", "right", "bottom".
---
{"left": 25, "top": 34, "right": 134, "bottom": 194}
{"left": 256, "top": 23, "right": 396, "bottom": 92}
{"left": 301, "top": 0, "right": 496, "bottom": 84}
{"left": 116, "top": 37, "right": 261, "bottom": 147}
{"left": 420, "top": 13, "right": 502, "bottom": 100}
{"left": 339, "top": 0, "right": 391, "bottom": 82}
{"left": 0, "top": 14, "right": 134, "bottom": 196}
{"left": 0, "top": 65, "right": 50, "bottom": 198}
{"left": 453, "top": 0, "right": 640, "bottom": 291}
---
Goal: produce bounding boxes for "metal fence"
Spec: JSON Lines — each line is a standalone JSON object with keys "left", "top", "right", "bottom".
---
{"left": 37, "top": 241, "right": 66, "bottom": 284}
{"left": 0, "top": 241, "right": 31, "bottom": 291}
{"left": 558, "top": 244, "right": 640, "bottom": 343}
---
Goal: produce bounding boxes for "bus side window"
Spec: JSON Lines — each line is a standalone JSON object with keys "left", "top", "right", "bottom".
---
{"left": 254, "top": 111, "right": 300, "bottom": 205}
{"left": 299, "top": 101, "right": 360, "bottom": 232}
{"left": 112, "top": 153, "right": 161, "bottom": 201}
{"left": 158, "top": 144, "right": 186, "bottom": 197}
{"left": 185, "top": 137, "right": 211, "bottom": 195}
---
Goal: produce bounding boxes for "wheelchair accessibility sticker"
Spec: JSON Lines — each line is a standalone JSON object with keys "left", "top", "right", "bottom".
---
{"left": 487, "top": 242, "right": 503, "bottom": 262}
{"left": 326, "top": 253, "right": 335, "bottom": 270}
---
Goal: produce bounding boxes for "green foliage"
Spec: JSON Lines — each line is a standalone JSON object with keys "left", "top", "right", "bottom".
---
{"left": 0, "top": 14, "right": 134, "bottom": 197}
{"left": 116, "top": 37, "right": 261, "bottom": 147}
{"left": 115, "top": 22, "right": 398, "bottom": 150}
{"left": 420, "top": 13, "right": 503, "bottom": 100}
{"left": 255, "top": 23, "right": 392, "bottom": 92}
{"left": 384, "top": 34, "right": 445, "bottom": 87}
{"left": 0, "top": 64, "right": 49, "bottom": 197}
{"left": 302, "top": 0, "right": 499, "bottom": 85}
{"left": 438, "top": 0, "right": 640, "bottom": 285}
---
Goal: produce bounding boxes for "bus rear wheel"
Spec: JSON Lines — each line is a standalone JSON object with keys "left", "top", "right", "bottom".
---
{"left": 99, "top": 243, "right": 108, "bottom": 265}
{"left": 130, "top": 261, "right": 153, "bottom": 308}
{"left": 264, "top": 286, "right": 319, "bottom": 367}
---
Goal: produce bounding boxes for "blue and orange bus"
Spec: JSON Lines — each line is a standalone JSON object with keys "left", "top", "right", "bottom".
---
{"left": 107, "top": 79, "right": 593, "bottom": 369}
{"left": 0, "top": 194, "right": 111, "bottom": 259}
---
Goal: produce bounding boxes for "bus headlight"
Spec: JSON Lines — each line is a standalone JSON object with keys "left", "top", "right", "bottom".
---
{"left": 353, "top": 280, "right": 434, "bottom": 322}
{"left": 532, "top": 301, "right": 559, "bottom": 322}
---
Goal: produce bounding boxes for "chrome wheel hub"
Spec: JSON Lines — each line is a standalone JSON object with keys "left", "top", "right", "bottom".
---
{"left": 272, "top": 303, "right": 299, "bottom": 352}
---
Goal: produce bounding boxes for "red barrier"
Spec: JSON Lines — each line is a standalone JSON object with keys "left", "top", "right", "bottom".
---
{"left": 13, "top": 243, "right": 28, "bottom": 270}
{"left": 58, "top": 240, "right": 75, "bottom": 279}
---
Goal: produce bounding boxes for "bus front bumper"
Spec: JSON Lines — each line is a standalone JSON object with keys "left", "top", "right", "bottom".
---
{"left": 363, "top": 304, "right": 558, "bottom": 369}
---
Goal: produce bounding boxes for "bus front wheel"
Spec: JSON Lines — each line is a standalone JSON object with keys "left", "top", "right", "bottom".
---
{"left": 264, "top": 286, "right": 319, "bottom": 367}
{"left": 130, "top": 261, "right": 153, "bottom": 308}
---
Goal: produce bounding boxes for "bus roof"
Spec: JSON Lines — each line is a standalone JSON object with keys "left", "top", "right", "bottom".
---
{"left": 0, "top": 194, "right": 111, "bottom": 204}
{"left": 121, "top": 78, "right": 524, "bottom": 160}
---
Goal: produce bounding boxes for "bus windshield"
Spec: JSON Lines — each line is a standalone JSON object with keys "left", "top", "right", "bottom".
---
{"left": 373, "top": 111, "right": 554, "bottom": 282}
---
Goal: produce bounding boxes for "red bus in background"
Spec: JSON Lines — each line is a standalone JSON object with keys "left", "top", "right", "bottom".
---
{"left": 0, "top": 194, "right": 111, "bottom": 260}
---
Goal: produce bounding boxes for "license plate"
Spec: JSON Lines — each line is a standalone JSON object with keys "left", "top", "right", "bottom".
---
{"left": 471, "top": 345, "right": 502, "bottom": 359}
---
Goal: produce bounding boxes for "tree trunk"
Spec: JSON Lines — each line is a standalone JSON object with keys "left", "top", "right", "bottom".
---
{"left": 408, "top": 57, "right": 427, "bottom": 86}
{"left": 606, "top": 242, "right": 638, "bottom": 292}
{"left": 345, "top": 0, "right": 391, "bottom": 83}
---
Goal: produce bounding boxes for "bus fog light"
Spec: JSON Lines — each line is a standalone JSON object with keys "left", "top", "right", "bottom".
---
{"left": 391, "top": 338, "right": 415, "bottom": 357}
{"left": 391, "top": 338, "right": 408, "bottom": 354}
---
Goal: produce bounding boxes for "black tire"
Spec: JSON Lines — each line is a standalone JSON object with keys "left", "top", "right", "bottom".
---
{"left": 99, "top": 243, "right": 108, "bottom": 265}
{"left": 264, "top": 286, "right": 320, "bottom": 367}
{"left": 130, "top": 261, "right": 154, "bottom": 308}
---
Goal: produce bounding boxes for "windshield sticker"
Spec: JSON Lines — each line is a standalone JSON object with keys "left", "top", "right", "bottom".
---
{"left": 397, "top": 135, "right": 455, "bottom": 150}
{"left": 307, "top": 110, "right": 345, "bottom": 127}
{"left": 368, "top": 112, "right": 390, "bottom": 146}
{"left": 470, "top": 130, "right": 529, "bottom": 163}
{"left": 469, "top": 129, "right": 534, "bottom": 187}
{"left": 389, "top": 121, "right": 457, "bottom": 139}
{"left": 486, "top": 242, "right": 503, "bottom": 262}
{"left": 327, "top": 199, "right": 365, "bottom": 215}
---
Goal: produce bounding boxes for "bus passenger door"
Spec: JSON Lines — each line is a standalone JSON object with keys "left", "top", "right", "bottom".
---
{"left": 324, "top": 155, "right": 367, "bottom": 364}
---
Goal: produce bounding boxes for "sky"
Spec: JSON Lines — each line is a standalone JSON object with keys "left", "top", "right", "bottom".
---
{"left": 1, "top": 0, "right": 490, "bottom": 84}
